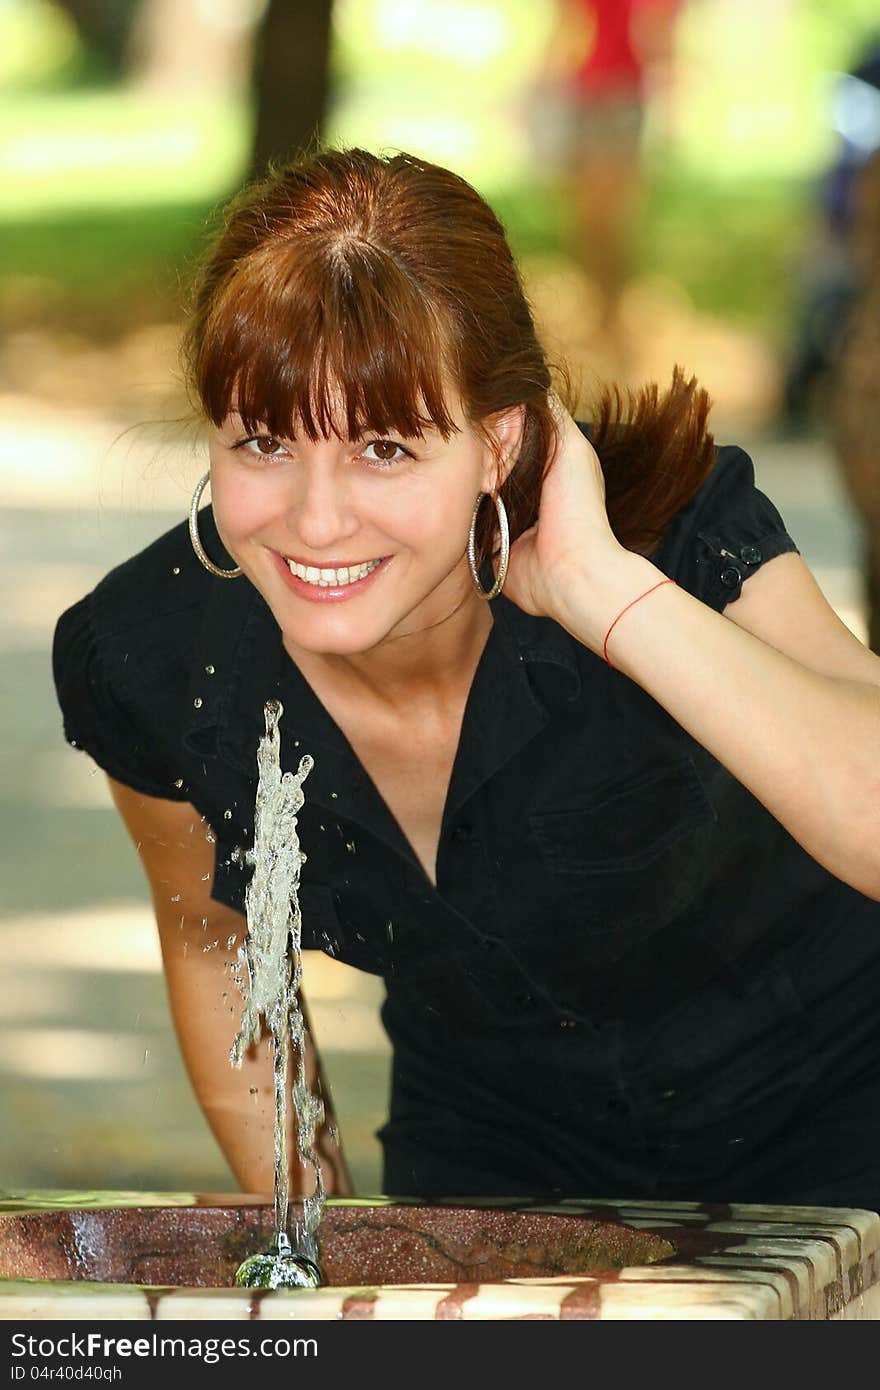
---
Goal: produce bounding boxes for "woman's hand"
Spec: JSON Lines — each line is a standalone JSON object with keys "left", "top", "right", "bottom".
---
{"left": 503, "top": 397, "right": 631, "bottom": 632}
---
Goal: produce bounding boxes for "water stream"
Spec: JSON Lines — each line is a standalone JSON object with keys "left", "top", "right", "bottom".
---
{"left": 229, "top": 700, "right": 324, "bottom": 1288}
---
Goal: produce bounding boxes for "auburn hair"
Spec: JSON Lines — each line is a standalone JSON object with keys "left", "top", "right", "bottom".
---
{"left": 182, "top": 147, "right": 715, "bottom": 563}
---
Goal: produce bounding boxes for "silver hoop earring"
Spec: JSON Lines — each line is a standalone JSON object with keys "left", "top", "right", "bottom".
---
{"left": 467, "top": 491, "right": 509, "bottom": 600}
{"left": 188, "top": 472, "right": 242, "bottom": 579}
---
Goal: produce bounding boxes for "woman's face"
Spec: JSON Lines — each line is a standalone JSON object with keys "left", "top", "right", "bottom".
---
{"left": 208, "top": 395, "right": 510, "bottom": 659}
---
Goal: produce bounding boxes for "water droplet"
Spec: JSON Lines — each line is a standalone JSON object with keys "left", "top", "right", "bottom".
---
{"left": 330, "top": 792, "right": 338, "bottom": 799}
{"left": 205, "top": 664, "right": 215, "bottom": 675}
{"left": 193, "top": 697, "right": 203, "bottom": 709}
{"left": 172, "top": 566, "right": 180, "bottom": 575}
{"left": 201, "top": 916, "right": 208, "bottom": 927}
{"left": 249, "top": 1087, "right": 258, "bottom": 1095}
{"left": 173, "top": 778, "right": 184, "bottom": 788}
{"left": 227, "top": 934, "right": 238, "bottom": 948}
{"left": 143, "top": 1049, "right": 150, "bottom": 1063}
{"left": 386, "top": 921, "right": 394, "bottom": 941}
{"left": 70, "top": 739, "right": 79, "bottom": 748}
{"left": 201, "top": 873, "right": 210, "bottom": 882}
{"left": 224, "top": 809, "right": 233, "bottom": 820}
{"left": 170, "top": 894, "right": 181, "bottom": 903}
{"left": 346, "top": 841, "right": 356, "bottom": 854}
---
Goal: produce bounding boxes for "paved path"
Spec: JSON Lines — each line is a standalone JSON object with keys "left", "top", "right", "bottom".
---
{"left": 0, "top": 399, "right": 868, "bottom": 1199}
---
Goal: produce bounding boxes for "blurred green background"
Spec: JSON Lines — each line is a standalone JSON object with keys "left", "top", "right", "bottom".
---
{"left": 3, "top": 0, "right": 879, "bottom": 348}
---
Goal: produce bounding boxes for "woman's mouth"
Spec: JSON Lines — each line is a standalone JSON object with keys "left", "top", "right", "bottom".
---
{"left": 287, "top": 558, "right": 382, "bottom": 586}
{"left": 274, "top": 551, "right": 390, "bottom": 601}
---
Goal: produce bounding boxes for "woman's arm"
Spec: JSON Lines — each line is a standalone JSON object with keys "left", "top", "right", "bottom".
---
{"left": 563, "top": 545, "right": 880, "bottom": 900}
{"left": 505, "top": 411, "right": 880, "bottom": 900}
{"left": 106, "top": 777, "right": 353, "bottom": 1197}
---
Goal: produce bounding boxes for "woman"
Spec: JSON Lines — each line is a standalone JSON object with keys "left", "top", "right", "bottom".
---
{"left": 53, "top": 148, "right": 880, "bottom": 1208}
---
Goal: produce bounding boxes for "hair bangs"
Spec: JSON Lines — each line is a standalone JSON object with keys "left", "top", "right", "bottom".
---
{"left": 194, "top": 237, "right": 461, "bottom": 444}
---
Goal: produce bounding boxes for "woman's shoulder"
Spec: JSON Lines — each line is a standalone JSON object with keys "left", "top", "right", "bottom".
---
{"left": 55, "top": 506, "right": 237, "bottom": 668}
{"left": 88, "top": 514, "right": 216, "bottom": 641}
{"left": 653, "top": 442, "right": 800, "bottom": 611}
{"left": 52, "top": 517, "right": 209, "bottom": 720}
{"left": 52, "top": 513, "right": 232, "bottom": 799}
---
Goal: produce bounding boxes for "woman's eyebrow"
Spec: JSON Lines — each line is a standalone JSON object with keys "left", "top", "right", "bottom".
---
{"left": 221, "top": 413, "right": 271, "bottom": 434}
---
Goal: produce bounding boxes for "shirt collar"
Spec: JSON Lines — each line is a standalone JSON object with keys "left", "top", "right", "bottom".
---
{"left": 490, "top": 594, "right": 582, "bottom": 700}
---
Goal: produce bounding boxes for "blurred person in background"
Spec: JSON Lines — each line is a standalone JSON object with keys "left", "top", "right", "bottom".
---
{"left": 781, "top": 35, "right": 880, "bottom": 431}
{"left": 829, "top": 145, "right": 880, "bottom": 654}
{"left": 532, "top": 0, "right": 684, "bottom": 372}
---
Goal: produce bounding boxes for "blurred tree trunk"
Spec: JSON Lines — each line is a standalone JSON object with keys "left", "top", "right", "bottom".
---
{"left": 53, "top": 0, "right": 139, "bottom": 78}
{"left": 249, "top": 0, "right": 335, "bottom": 179}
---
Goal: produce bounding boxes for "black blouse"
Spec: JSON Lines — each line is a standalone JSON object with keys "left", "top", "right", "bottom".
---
{"left": 52, "top": 441, "right": 880, "bottom": 1200}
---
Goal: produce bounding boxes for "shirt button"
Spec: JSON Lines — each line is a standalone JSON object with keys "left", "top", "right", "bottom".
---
{"left": 740, "top": 545, "right": 762, "bottom": 565}
{"left": 720, "top": 564, "right": 742, "bottom": 588}
{"left": 451, "top": 823, "right": 473, "bottom": 843}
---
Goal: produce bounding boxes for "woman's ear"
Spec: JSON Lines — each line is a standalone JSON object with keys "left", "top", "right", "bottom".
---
{"left": 482, "top": 404, "right": 526, "bottom": 492}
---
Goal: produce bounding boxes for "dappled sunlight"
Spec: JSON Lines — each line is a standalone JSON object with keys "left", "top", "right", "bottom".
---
{"left": 0, "top": 1028, "right": 155, "bottom": 1081}
{"left": 0, "top": 391, "right": 194, "bottom": 509}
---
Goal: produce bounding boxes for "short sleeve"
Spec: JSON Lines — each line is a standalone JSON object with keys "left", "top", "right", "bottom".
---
{"left": 657, "top": 444, "right": 801, "bottom": 611}
{"left": 52, "top": 593, "right": 190, "bottom": 801}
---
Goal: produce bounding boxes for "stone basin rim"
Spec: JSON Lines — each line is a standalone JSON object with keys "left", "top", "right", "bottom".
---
{"left": 2, "top": 1193, "right": 879, "bottom": 1320}
{"left": 0, "top": 1193, "right": 680, "bottom": 1292}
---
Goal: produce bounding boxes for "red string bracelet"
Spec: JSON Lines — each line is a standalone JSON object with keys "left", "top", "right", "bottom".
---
{"left": 603, "top": 578, "right": 676, "bottom": 668}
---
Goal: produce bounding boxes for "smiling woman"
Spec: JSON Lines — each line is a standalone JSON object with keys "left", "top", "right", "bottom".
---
{"left": 52, "top": 146, "right": 880, "bottom": 1211}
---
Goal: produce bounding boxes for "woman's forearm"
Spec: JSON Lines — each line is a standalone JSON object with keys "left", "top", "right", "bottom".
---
{"left": 556, "top": 547, "right": 880, "bottom": 899}
{"left": 105, "top": 781, "right": 355, "bottom": 1198}
{"left": 161, "top": 937, "right": 353, "bottom": 1199}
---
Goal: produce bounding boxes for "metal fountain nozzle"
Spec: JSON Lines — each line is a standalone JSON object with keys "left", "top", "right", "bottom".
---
{"left": 234, "top": 1230, "right": 323, "bottom": 1289}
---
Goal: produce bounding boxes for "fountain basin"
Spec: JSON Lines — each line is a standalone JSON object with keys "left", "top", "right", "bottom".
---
{"left": 1, "top": 1192, "right": 878, "bottom": 1319}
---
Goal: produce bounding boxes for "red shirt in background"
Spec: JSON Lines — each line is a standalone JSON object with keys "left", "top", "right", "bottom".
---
{"left": 568, "top": 0, "right": 683, "bottom": 97}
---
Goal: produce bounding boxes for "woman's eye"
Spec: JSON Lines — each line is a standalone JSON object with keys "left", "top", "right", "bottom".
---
{"left": 239, "top": 435, "right": 286, "bottom": 457}
{"left": 363, "top": 439, "right": 409, "bottom": 465}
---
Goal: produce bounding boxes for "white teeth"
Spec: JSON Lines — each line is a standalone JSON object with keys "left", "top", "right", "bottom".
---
{"left": 286, "top": 558, "right": 382, "bottom": 586}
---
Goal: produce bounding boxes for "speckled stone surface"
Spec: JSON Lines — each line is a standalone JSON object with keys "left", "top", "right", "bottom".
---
{"left": 0, "top": 1192, "right": 878, "bottom": 1320}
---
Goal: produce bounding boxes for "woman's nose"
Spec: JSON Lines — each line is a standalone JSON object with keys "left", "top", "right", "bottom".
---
{"left": 290, "top": 466, "right": 359, "bottom": 552}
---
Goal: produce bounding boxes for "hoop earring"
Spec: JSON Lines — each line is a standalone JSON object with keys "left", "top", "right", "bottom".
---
{"left": 467, "top": 491, "right": 509, "bottom": 600}
{"left": 188, "top": 472, "right": 242, "bottom": 579}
